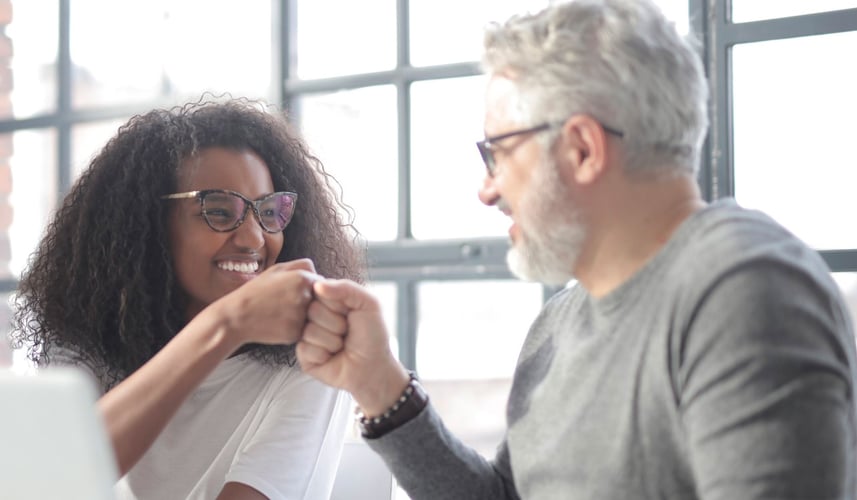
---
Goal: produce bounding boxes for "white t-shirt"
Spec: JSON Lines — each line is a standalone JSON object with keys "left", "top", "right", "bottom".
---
{"left": 106, "top": 353, "right": 350, "bottom": 499}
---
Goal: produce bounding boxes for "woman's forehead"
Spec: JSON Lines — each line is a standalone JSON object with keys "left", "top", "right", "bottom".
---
{"left": 175, "top": 147, "right": 274, "bottom": 194}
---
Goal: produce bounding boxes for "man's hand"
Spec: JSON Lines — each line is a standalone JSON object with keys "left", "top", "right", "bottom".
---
{"left": 297, "top": 279, "right": 410, "bottom": 417}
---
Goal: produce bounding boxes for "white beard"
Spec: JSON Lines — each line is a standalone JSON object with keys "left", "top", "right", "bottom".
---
{"left": 505, "top": 155, "right": 585, "bottom": 286}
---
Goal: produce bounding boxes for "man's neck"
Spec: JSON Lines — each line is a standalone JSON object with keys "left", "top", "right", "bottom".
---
{"left": 573, "top": 174, "right": 706, "bottom": 298}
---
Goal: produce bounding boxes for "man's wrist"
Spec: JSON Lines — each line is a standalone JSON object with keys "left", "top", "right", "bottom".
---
{"left": 356, "top": 371, "right": 429, "bottom": 439}
{"left": 352, "top": 362, "right": 411, "bottom": 417}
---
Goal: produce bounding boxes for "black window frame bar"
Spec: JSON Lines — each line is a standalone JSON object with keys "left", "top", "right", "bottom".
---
{"left": 3, "top": 1, "right": 856, "bottom": 355}
{"left": 283, "top": 0, "right": 857, "bottom": 369}
{"left": 701, "top": 1, "right": 857, "bottom": 271}
{"left": 281, "top": 0, "right": 516, "bottom": 370}
{"left": 0, "top": 0, "right": 286, "bottom": 295}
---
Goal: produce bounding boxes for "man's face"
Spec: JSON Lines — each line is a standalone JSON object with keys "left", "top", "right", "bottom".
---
{"left": 479, "top": 76, "right": 585, "bottom": 286}
{"left": 510, "top": 152, "right": 587, "bottom": 286}
{"left": 167, "top": 147, "right": 284, "bottom": 319}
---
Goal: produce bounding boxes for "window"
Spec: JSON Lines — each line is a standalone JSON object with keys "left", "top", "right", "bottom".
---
{"left": 701, "top": 0, "right": 857, "bottom": 284}
{"left": 3, "top": 7, "right": 856, "bottom": 498}
{"left": 0, "top": 0, "right": 278, "bottom": 366}
{"left": 286, "top": 3, "right": 694, "bottom": 488}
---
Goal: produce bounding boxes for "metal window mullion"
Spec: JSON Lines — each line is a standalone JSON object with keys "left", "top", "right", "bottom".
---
{"left": 396, "top": 0, "right": 412, "bottom": 242}
{"left": 707, "top": 0, "right": 732, "bottom": 199}
{"left": 397, "top": 280, "right": 418, "bottom": 371}
{"left": 281, "top": 0, "right": 298, "bottom": 116}
{"left": 394, "top": 0, "right": 417, "bottom": 370}
{"left": 0, "top": 103, "right": 173, "bottom": 134}
{"left": 57, "top": 0, "right": 73, "bottom": 198}
{"left": 283, "top": 63, "right": 481, "bottom": 95}
{"left": 821, "top": 250, "right": 857, "bottom": 272}
{"left": 396, "top": 81, "right": 412, "bottom": 240}
{"left": 689, "top": 0, "right": 712, "bottom": 201}
{"left": 370, "top": 266, "right": 513, "bottom": 282}
{"left": 721, "top": 8, "right": 857, "bottom": 45}
{"left": 270, "top": 0, "right": 285, "bottom": 110}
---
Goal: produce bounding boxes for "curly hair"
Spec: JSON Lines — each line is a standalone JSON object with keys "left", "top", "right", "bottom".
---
{"left": 11, "top": 97, "right": 366, "bottom": 389}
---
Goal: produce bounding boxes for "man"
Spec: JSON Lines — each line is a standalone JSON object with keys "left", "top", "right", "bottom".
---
{"left": 297, "top": 0, "right": 857, "bottom": 498}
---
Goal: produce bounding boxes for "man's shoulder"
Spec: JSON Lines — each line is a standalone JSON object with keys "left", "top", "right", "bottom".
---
{"left": 658, "top": 199, "right": 839, "bottom": 324}
{"left": 685, "top": 199, "right": 793, "bottom": 245}
{"left": 674, "top": 199, "right": 822, "bottom": 274}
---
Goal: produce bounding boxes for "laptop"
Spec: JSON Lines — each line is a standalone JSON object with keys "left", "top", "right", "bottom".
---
{"left": 0, "top": 367, "right": 118, "bottom": 500}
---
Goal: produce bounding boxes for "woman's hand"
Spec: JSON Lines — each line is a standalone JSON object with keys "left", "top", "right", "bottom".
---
{"left": 208, "top": 258, "right": 320, "bottom": 347}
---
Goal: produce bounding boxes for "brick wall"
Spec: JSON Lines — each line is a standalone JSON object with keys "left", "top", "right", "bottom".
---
{"left": 0, "top": 0, "right": 13, "bottom": 367}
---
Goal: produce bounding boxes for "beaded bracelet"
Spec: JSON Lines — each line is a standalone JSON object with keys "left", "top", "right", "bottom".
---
{"left": 356, "top": 371, "right": 429, "bottom": 439}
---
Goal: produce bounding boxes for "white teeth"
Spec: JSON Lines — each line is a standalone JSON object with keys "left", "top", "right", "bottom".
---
{"left": 217, "top": 261, "right": 259, "bottom": 273}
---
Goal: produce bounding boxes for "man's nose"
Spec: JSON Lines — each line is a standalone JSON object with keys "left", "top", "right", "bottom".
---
{"left": 477, "top": 173, "right": 500, "bottom": 206}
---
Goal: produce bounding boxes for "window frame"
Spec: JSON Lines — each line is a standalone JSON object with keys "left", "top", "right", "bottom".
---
{"left": 3, "top": 1, "right": 856, "bottom": 370}
{"left": 693, "top": 0, "right": 857, "bottom": 271}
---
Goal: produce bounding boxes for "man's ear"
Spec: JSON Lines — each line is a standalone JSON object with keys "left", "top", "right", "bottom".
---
{"left": 557, "top": 115, "right": 610, "bottom": 186}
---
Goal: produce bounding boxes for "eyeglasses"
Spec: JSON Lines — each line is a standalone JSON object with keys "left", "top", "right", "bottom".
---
{"left": 475, "top": 119, "right": 625, "bottom": 177}
{"left": 161, "top": 189, "right": 298, "bottom": 233}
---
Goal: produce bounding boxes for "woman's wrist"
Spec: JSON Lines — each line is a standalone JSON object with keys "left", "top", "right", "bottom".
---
{"left": 187, "top": 302, "right": 246, "bottom": 358}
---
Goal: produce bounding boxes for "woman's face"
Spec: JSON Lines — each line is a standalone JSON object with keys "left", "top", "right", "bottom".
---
{"left": 167, "top": 147, "right": 285, "bottom": 320}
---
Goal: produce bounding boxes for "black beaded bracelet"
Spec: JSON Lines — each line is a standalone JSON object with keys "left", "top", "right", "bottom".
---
{"left": 356, "top": 371, "right": 429, "bottom": 439}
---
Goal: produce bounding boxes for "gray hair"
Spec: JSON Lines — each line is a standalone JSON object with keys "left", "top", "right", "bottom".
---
{"left": 482, "top": 0, "right": 709, "bottom": 175}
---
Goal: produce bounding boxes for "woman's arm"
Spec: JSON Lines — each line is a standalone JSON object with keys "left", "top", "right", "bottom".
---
{"left": 99, "top": 259, "right": 318, "bottom": 476}
{"left": 216, "top": 482, "right": 268, "bottom": 500}
{"left": 215, "top": 374, "right": 351, "bottom": 499}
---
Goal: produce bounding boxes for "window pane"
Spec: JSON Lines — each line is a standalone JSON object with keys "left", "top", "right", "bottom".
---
{"left": 71, "top": 1, "right": 273, "bottom": 109}
{"left": 656, "top": 0, "right": 690, "bottom": 34}
{"left": 409, "top": 0, "right": 549, "bottom": 67}
{"left": 71, "top": 2, "right": 167, "bottom": 107}
{"left": 160, "top": 1, "right": 274, "bottom": 103}
{"left": 732, "top": 32, "right": 857, "bottom": 249}
{"left": 6, "top": 0, "right": 58, "bottom": 118}
{"left": 417, "top": 280, "right": 543, "bottom": 457}
{"left": 411, "top": 76, "right": 509, "bottom": 239}
{"left": 72, "top": 120, "right": 126, "bottom": 183}
{"left": 833, "top": 273, "right": 857, "bottom": 335}
{"left": 367, "top": 281, "right": 398, "bottom": 359}
{"left": 295, "top": 0, "right": 396, "bottom": 79}
{"left": 732, "top": 1, "right": 857, "bottom": 23}
{"left": 1, "top": 292, "right": 12, "bottom": 367}
{"left": 410, "top": 0, "right": 686, "bottom": 67}
{"left": 298, "top": 86, "right": 398, "bottom": 241}
{"left": 7, "top": 129, "right": 57, "bottom": 278}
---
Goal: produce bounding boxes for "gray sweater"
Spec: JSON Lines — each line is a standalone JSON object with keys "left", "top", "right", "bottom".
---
{"left": 368, "top": 199, "right": 857, "bottom": 499}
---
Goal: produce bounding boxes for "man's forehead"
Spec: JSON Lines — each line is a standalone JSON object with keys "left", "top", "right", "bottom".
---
{"left": 484, "top": 75, "right": 520, "bottom": 129}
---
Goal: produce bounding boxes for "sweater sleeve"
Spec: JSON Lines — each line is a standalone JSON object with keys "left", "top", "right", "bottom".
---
{"left": 677, "top": 258, "right": 857, "bottom": 500}
{"left": 365, "top": 402, "right": 520, "bottom": 500}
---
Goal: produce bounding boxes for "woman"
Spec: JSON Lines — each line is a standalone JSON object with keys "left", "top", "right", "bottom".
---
{"left": 11, "top": 98, "right": 364, "bottom": 499}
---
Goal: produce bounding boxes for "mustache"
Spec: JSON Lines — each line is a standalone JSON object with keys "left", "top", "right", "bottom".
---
{"left": 496, "top": 197, "right": 511, "bottom": 213}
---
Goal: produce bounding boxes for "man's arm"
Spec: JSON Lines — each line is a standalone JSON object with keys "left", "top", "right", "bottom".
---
{"left": 299, "top": 279, "right": 521, "bottom": 500}
{"left": 679, "top": 260, "right": 857, "bottom": 500}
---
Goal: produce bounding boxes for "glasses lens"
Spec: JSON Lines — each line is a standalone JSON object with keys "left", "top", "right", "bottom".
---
{"left": 476, "top": 142, "right": 494, "bottom": 176}
{"left": 201, "top": 192, "right": 245, "bottom": 231}
{"left": 257, "top": 192, "right": 297, "bottom": 232}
